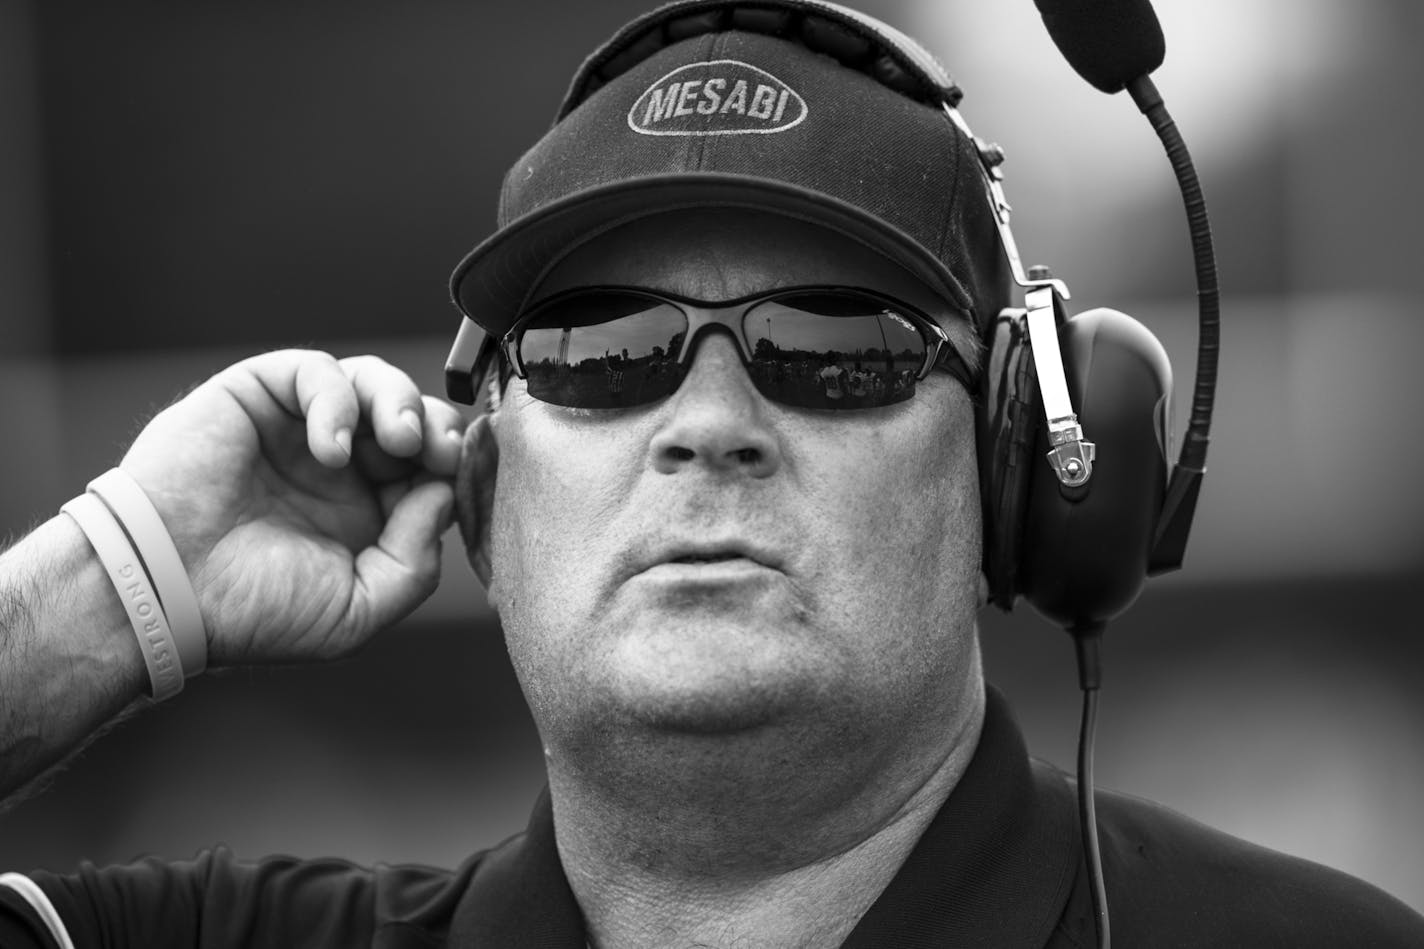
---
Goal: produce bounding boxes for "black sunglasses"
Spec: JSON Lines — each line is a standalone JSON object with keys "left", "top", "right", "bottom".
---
{"left": 498, "top": 286, "right": 975, "bottom": 411}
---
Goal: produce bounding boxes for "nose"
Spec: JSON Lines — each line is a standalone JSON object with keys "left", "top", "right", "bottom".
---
{"left": 649, "top": 330, "right": 783, "bottom": 478}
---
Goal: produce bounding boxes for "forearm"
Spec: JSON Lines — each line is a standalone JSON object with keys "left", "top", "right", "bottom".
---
{"left": 0, "top": 349, "right": 461, "bottom": 804}
{"left": 0, "top": 514, "right": 148, "bottom": 804}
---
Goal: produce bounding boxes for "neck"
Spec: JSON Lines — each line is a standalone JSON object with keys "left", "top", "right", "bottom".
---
{"left": 551, "top": 675, "right": 986, "bottom": 949}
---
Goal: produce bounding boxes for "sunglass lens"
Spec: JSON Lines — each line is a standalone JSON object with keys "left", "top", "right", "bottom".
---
{"left": 744, "top": 293, "right": 928, "bottom": 409}
{"left": 518, "top": 294, "right": 686, "bottom": 408}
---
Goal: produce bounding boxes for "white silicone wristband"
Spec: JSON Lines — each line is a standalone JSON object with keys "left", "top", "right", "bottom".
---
{"left": 87, "top": 467, "right": 208, "bottom": 677}
{"left": 0, "top": 873, "right": 77, "bottom": 949}
{"left": 60, "top": 493, "right": 184, "bottom": 701}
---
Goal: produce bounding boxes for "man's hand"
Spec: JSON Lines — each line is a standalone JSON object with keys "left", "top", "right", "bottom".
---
{"left": 120, "top": 350, "right": 463, "bottom": 666}
{"left": 0, "top": 349, "right": 465, "bottom": 801}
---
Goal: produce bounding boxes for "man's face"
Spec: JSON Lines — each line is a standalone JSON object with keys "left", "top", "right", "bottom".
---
{"left": 480, "top": 209, "right": 983, "bottom": 798}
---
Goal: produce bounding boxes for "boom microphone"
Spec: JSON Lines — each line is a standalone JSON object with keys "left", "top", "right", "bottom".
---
{"left": 1032, "top": 0, "right": 1166, "bottom": 93}
{"left": 1026, "top": 5, "right": 1220, "bottom": 949}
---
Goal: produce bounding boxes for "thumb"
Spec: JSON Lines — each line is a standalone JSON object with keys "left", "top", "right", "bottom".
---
{"left": 347, "top": 479, "right": 455, "bottom": 638}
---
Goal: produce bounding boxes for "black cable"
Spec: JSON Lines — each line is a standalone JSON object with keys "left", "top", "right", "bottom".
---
{"left": 1074, "top": 624, "right": 1110, "bottom": 949}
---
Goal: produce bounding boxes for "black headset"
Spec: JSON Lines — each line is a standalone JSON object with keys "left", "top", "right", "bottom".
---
{"left": 446, "top": 0, "right": 1217, "bottom": 642}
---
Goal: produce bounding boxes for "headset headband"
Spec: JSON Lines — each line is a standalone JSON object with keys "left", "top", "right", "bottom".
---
{"left": 558, "top": 0, "right": 963, "bottom": 118}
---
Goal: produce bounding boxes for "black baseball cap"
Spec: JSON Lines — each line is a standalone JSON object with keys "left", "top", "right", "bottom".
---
{"left": 448, "top": 0, "right": 1011, "bottom": 351}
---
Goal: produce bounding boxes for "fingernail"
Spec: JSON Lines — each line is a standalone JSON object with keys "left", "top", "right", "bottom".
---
{"left": 401, "top": 408, "right": 423, "bottom": 438}
{"left": 334, "top": 427, "right": 353, "bottom": 458}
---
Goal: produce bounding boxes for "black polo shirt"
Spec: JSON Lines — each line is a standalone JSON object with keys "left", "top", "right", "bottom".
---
{"left": 5, "top": 688, "right": 1422, "bottom": 947}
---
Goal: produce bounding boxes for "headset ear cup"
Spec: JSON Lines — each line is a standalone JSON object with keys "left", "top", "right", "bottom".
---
{"left": 1018, "top": 308, "right": 1174, "bottom": 629}
{"left": 978, "top": 308, "right": 1041, "bottom": 610}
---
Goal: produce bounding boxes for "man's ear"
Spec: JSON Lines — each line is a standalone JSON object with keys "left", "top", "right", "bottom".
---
{"left": 455, "top": 413, "right": 498, "bottom": 588}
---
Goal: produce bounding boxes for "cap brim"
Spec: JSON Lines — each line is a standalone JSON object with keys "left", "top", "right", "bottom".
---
{"left": 449, "top": 173, "right": 974, "bottom": 339}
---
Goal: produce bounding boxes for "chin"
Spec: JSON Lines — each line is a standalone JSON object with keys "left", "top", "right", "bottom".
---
{"left": 619, "top": 680, "right": 795, "bottom": 735}
{"left": 606, "top": 624, "right": 825, "bottom": 736}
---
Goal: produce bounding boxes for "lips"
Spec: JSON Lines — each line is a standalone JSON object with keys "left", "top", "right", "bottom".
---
{"left": 668, "top": 552, "right": 746, "bottom": 564}
{"left": 633, "top": 539, "right": 785, "bottom": 576}
{"left": 601, "top": 537, "right": 790, "bottom": 602}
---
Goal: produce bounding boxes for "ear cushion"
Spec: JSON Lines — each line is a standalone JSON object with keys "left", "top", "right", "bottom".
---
{"left": 1019, "top": 308, "right": 1172, "bottom": 628}
{"left": 980, "top": 307, "right": 1174, "bottom": 626}
{"left": 978, "top": 307, "right": 1040, "bottom": 609}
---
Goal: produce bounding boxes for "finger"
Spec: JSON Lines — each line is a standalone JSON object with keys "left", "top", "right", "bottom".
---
{"left": 375, "top": 470, "right": 455, "bottom": 523}
{"left": 374, "top": 471, "right": 430, "bottom": 522}
{"left": 340, "top": 355, "right": 425, "bottom": 460}
{"left": 418, "top": 395, "right": 468, "bottom": 478}
{"left": 345, "top": 397, "right": 465, "bottom": 485}
{"left": 344, "top": 479, "right": 456, "bottom": 638}
{"left": 298, "top": 359, "right": 361, "bottom": 468}
{"left": 235, "top": 350, "right": 359, "bottom": 468}
{"left": 349, "top": 433, "right": 420, "bottom": 485}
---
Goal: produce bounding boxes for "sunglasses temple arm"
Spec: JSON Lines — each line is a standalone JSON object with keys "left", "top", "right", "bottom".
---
{"left": 444, "top": 317, "right": 496, "bottom": 405}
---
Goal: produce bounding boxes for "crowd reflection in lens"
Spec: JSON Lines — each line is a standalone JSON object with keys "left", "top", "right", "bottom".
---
{"left": 524, "top": 340, "right": 922, "bottom": 410}
{"left": 744, "top": 345, "right": 921, "bottom": 409}
{"left": 523, "top": 330, "right": 687, "bottom": 408}
{"left": 518, "top": 297, "right": 927, "bottom": 409}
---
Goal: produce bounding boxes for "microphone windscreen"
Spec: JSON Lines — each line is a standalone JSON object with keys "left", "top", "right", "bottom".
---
{"left": 1033, "top": 0, "right": 1166, "bottom": 94}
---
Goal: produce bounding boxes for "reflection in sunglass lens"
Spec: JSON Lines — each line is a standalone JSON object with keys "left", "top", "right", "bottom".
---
{"left": 519, "top": 294, "right": 687, "bottom": 408}
{"left": 743, "top": 293, "right": 928, "bottom": 409}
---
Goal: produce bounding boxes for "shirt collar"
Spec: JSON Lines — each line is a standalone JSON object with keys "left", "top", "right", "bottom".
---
{"left": 449, "top": 686, "right": 1077, "bottom": 947}
{"left": 840, "top": 686, "right": 1079, "bottom": 946}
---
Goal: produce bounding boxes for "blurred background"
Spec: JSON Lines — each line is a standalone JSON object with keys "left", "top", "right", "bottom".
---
{"left": 3, "top": 0, "right": 1422, "bottom": 915}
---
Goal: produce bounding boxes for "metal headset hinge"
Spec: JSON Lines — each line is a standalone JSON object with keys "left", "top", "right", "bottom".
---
{"left": 1046, "top": 417, "right": 1096, "bottom": 488}
{"left": 943, "top": 103, "right": 1091, "bottom": 489}
{"left": 1025, "top": 280, "right": 1095, "bottom": 489}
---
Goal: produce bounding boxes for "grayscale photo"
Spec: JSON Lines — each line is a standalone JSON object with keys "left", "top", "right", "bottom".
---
{"left": 1, "top": 1, "right": 1420, "bottom": 946}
